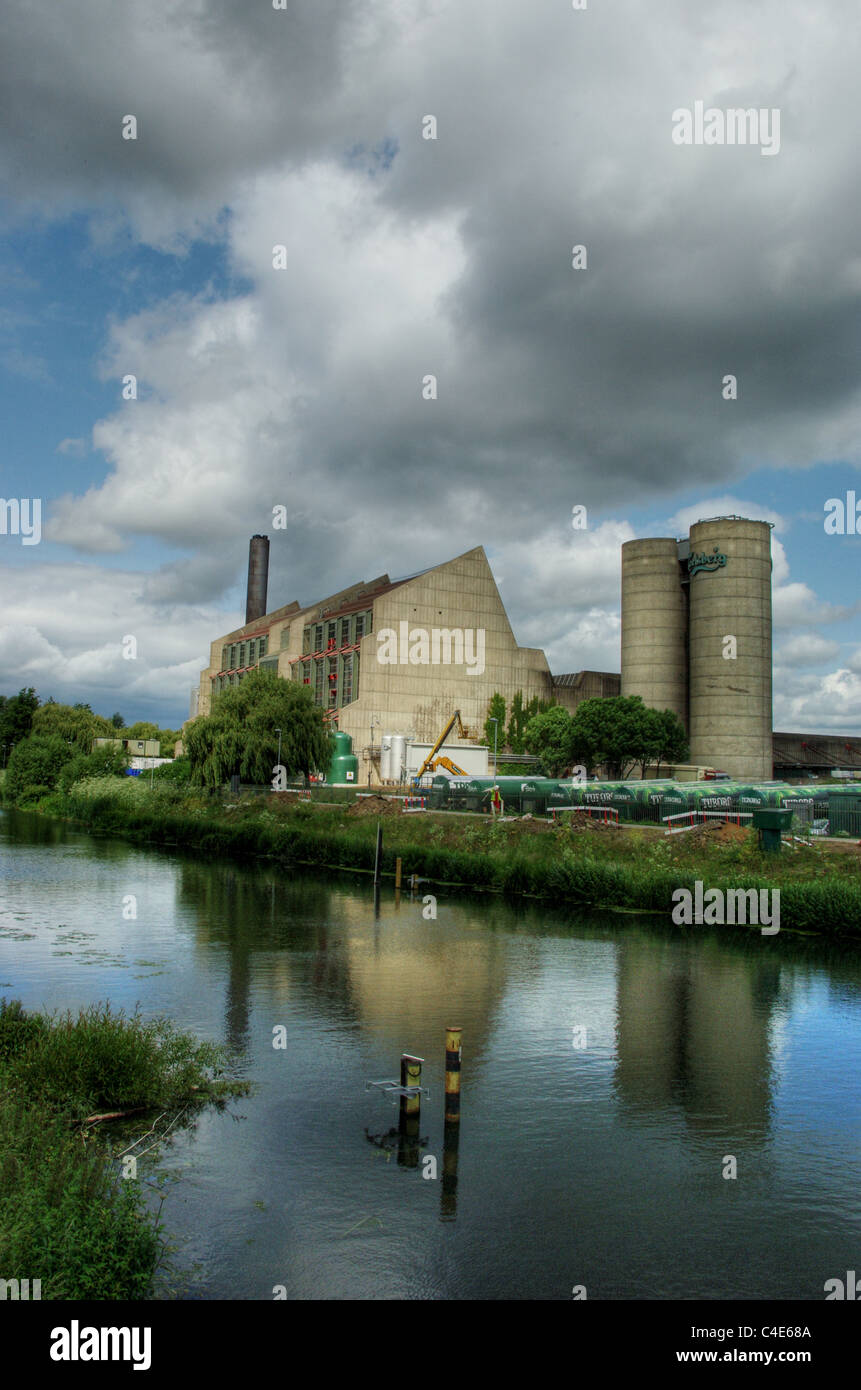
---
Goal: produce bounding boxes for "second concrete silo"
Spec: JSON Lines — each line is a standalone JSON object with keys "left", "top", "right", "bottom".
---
{"left": 687, "top": 518, "right": 772, "bottom": 781}
{"left": 621, "top": 538, "right": 688, "bottom": 728}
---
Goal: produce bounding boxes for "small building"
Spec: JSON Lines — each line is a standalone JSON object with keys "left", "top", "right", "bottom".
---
{"left": 93, "top": 737, "right": 161, "bottom": 758}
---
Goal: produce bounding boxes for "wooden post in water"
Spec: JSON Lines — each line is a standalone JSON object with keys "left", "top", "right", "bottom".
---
{"left": 373, "top": 820, "right": 383, "bottom": 888}
{"left": 398, "top": 1053, "right": 423, "bottom": 1168}
{"left": 395, "top": 857, "right": 402, "bottom": 890}
{"left": 445, "top": 1026, "right": 462, "bottom": 1124}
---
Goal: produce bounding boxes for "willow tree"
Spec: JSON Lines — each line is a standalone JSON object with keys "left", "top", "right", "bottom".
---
{"left": 185, "top": 670, "right": 333, "bottom": 788}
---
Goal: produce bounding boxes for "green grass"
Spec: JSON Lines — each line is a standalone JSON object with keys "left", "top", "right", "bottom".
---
{"left": 37, "top": 778, "right": 861, "bottom": 937}
{"left": 0, "top": 998, "right": 247, "bottom": 1299}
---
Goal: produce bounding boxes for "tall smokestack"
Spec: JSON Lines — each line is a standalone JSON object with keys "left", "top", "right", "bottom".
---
{"left": 246, "top": 535, "right": 270, "bottom": 625}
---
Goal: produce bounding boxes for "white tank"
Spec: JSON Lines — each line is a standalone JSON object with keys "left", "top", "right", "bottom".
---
{"left": 390, "top": 734, "right": 406, "bottom": 784}
{"left": 379, "top": 735, "right": 393, "bottom": 782}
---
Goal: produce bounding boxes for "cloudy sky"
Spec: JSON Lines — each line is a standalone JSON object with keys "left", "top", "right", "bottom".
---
{"left": 1, "top": 0, "right": 860, "bottom": 730}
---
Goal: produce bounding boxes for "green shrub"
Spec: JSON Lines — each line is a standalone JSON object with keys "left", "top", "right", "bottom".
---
{"left": 0, "top": 1093, "right": 160, "bottom": 1299}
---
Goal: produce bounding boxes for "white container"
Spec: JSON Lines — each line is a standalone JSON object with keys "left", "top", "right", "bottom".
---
{"left": 390, "top": 734, "right": 407, "bottom": 784}
{"left": 379, "top": 735, "right": 393, "bottom": 782}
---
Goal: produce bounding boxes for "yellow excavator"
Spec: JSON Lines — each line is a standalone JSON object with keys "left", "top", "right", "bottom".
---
{"left": 411, "top": 711, "right": 471, "bottom": 785}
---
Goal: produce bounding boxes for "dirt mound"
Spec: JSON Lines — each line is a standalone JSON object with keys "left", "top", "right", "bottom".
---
{"left": 682, "top": 819, "right": 751, "bottom": 845}
{"left": 347, "top": 795, "right": 403, "bottom": 818}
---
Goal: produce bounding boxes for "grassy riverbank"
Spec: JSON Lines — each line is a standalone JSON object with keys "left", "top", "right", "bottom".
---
{"left": 0, "top": 998, "right": 247, "bottom": 1299}
{"left": 20, "top": 775, "right": 861, "bottom": 937}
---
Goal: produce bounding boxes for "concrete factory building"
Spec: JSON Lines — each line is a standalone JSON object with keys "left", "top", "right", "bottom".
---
{"left": 192, "top": 540, "right": 618, "bottom": 779}
{"left": 621, "top": 517, "right": 773, "bottom": 781}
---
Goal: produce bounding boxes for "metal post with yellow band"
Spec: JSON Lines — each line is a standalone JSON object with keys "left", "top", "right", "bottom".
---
{"left": 444, "top": 1026, "right": 462, "bottom": 1124}
{"left": 400, "top": 1053, "right": 423, "bottom": 1119}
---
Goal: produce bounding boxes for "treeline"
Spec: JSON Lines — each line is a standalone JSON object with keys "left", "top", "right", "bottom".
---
{"left": 483, "top": 691, "right": 689, "bottom": 778}
{"left": 2, "top": 671, "right": 331, "bottom": 809}
{"left": 0, "top": 690, "right": 181, "bottom": 809}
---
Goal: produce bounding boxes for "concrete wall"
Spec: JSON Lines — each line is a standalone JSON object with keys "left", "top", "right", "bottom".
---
{"left": 336, "top": 547, "right": 553, "bottom": 752}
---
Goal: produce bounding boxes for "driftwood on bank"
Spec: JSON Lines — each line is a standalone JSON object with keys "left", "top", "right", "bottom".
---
{"left": 82, "top": 1106, "right": 148, "bottom": 1126}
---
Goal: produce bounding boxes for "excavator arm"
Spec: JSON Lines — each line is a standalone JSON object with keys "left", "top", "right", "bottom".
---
{"left": 413, "top": 710, "right": 470, "bottom": 782}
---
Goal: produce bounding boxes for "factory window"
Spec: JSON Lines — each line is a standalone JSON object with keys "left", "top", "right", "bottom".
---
{"left": 327, "top": 621, "right": 337, "bottom": 647}
{"left": 354, "top": 614, "right": 365, "bottom": 642}
{"left": 342, "top": 654, "right": 353, "bottom": 704}
{"left": 315, "top": 660, "right": 324, "bottom": 703}
{"left": 302, "top": 628, "right": 311, "bottom": 655}
{"left": 339, "top": 617, "right": 351, "bottom": 647}
{"left": 248, "top": 639, "right": 257, "bottom": 664}
{"left": 260, "top": 634, "right": 268, "bottom": 657}
{"left": 314, "top": 624, "right": 323, "bottom": 653}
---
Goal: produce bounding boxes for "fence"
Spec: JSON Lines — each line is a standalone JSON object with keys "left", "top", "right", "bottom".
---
{"left": 550, "top": 806, "right": 620, "bottom": 825}
{"left": 663, "top": 810, "right": 753, "bottom": 834}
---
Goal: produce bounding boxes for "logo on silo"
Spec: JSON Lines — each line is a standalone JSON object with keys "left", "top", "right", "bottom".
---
{"left": 688, "top": 546, "right": 727, "bottom": 576}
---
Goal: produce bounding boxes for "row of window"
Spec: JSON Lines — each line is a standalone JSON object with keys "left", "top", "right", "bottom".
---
{"left": 221, "top": 633, "right": 269, "bottom": 671}
{"left": 211, "top": 652, "right": 279, "bottom": 696}
{"left": 293, "top": 652, "right": 358, "bottom": 709}
{"left": 301, "top": 609, "right": 371, "bottom": 656}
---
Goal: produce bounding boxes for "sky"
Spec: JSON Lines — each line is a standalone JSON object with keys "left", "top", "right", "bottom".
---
{"left": 1, "top": 0, "right": 860, "bottom": 732}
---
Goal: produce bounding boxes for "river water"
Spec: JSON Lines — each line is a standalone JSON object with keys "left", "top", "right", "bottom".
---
{"left": 1, "top": 808, "right": 859, "bottom": 1300}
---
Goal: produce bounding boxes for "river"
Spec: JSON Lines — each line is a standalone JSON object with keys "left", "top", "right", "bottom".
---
{"left": 1, "top": 808, "right": 859, "bottom": 1300}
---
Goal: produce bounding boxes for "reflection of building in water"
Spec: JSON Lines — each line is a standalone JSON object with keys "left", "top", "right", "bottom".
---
{"left": 614, "top": 937, "right": 783, "bottom": 1134}
{"left": 179, "top": 857, "right": 521, "bottom": 1069}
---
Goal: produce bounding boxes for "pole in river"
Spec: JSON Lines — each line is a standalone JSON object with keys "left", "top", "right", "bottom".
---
{"left": 441, "top": 1027, "right": 462, "bottom": 1220}
{"left": 444, "top": 1025, "right": 462, "bottom": 1124}
{"left": 398, "top": 1053, "right": 423, "bottom": 1168}
{"left": 374, "top": 820, "right": 383, "bottom": 888}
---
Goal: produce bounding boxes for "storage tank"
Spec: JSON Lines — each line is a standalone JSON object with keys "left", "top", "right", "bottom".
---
{"left": 328, "top": 731, "right": 359, "bottom": 785}
{"left": 621, "top": 538, "right": 688, "bottom": 728}
{"left": 688, "top": 518, "right": 772, "bottom": 781}
{"left": 390, "top": 734, "right": 407, "bottom": 785}
{"left": 379, "top": 734, "right": 393, "bottom": 783}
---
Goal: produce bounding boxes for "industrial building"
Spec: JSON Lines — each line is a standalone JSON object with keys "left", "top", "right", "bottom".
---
{"left": 621, "top": 517, "right": 773, "bottom": 781}
{"left": 189, "top": 525, "right": 856, "bottom": 786}
{"left": 192, "top": 541, "right": 618, "bottom": 784}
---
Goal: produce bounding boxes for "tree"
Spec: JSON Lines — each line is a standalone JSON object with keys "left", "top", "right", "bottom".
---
{"left": 157, "top": 729, "right": 180, "bottom": 758}
{"left": 507, "top": 691, "right": 554, "bottom": 754}
{"left": 569, "top": 695, "right": 658, "bottom": 779}
{"left": 5, "top": 735, "right": 77, "bottom": 805}
{"left": 524, "top": 706, "right": 576, "bottom": 776}
{"left": 185, "top": 671, "right": 333, "bottom": 788}
{"left": 110, "top": 712, "right": 126, "bottom": 729}
{"left": 483, "top": 693, "right": 507, "bottom": 755}
{"left": 31, "top": 702, "right": 114, "bottom": 754}
{"left": 651, "top": 708, "right": 689, "bottom": 777}
{"left": 0, "top": 688, "right": 40, "bottom": 749}
{"left": 124, "top": 721, "right": 160, "bottom": 741}
{"left": 58, "top": 744, "right": 130, "bottom": 793}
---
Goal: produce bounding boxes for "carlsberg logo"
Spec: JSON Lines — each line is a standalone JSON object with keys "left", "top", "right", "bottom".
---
{"left": 376, "top": 622, "right": 485, "bottom": 676}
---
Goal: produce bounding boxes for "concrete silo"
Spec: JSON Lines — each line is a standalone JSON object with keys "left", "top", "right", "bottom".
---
{"left": 687, "top": 518, "right": 772, "bottom": 781}
{"left": 620, "top": 538, "right": 688, "bottom": 728}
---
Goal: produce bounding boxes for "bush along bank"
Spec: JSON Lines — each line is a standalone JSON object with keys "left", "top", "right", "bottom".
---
{"left": 0, "top": 998, "right": 248, "bottom": 1299}
{"left": 34, "top": 777, "right": 861, "bottom": 938}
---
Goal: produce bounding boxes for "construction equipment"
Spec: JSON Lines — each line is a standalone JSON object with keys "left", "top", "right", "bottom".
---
{"left": 423, "top": 755, "right": 467, "bottom": 778}
{"left": 412, "top": 711, "right": 471, "bottom": 785}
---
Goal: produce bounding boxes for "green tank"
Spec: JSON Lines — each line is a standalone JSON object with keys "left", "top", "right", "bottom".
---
{"left": 328, "top": 731, "right": 359, "bottom": 785}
